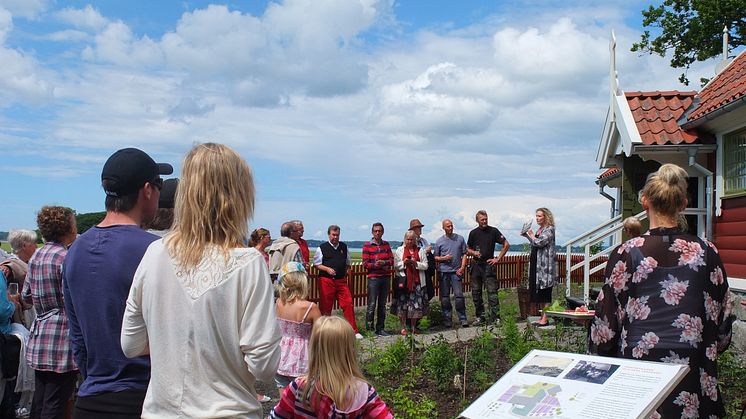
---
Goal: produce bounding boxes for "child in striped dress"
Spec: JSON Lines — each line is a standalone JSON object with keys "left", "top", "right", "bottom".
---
{"left": 269, "top": 316, "right": 393, "bottom": 419}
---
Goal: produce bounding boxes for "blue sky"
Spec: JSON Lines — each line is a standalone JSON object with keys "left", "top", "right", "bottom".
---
{"left": 0, "top": 0, "right": 722, "bottom": 243}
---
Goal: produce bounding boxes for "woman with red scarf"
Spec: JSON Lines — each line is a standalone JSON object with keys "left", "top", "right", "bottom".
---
{"left": 393, "top": 231, "right": 429, "bottom": 335}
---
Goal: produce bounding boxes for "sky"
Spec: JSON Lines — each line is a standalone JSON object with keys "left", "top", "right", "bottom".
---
{"left": 0, "top": 0, "right": 725, "bottom": 244}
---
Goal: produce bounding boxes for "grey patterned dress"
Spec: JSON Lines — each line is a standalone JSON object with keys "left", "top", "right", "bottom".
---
{"left": 528, "top": 226, "right": 557, "bottom": 303}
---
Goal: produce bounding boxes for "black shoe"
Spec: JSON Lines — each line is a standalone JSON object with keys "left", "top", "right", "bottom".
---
{"left": 443, "top": 322, "right": 453, "bottom": 328}
{"left": 375, "top": 330, "right": 392, "bottom": 337}
{"left": 460, "top": 320, "right": 470, "bottom": 328}
{"left": 471, "top": 318, "right": 485, "bottom": 326}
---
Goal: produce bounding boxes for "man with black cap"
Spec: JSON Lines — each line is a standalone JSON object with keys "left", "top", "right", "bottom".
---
{"left": 63, "top": 148, "right": 172, "bottom": 419}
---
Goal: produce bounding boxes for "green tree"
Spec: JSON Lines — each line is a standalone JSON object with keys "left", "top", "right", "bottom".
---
{"left": 631, "top": 0, "right": 746, "bottom": 85}
{"left": 76, "top": 211, "right": 106, "bottom": 234}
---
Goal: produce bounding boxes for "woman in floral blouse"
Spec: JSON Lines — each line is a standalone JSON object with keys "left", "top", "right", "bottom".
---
{"left": 589, "top": 164, "right": 735, "bottom": 419}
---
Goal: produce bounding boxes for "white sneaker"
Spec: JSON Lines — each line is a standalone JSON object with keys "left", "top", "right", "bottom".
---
{"left": 355, "top": 333, "right": 364, "bottom": 339}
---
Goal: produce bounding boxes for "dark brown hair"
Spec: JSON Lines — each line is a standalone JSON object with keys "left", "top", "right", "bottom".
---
{"left": 248, "top": 228, "right": 270, "bottom": 247}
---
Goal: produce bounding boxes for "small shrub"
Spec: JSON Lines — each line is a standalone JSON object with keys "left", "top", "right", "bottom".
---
{"left": 718, "top": 349, "right": 746, "bottom": 418}
{"left": 467, "top": 330, "right": 498, "bottom": 391}
{"left": 499, "top": 300, "right": 536, "bottom": 364}
{"left": 378, "top": 367, "right": 437, "bottom": 419}
{"left": 422, "top": 335, "right": 463, "bottom": 391}
{"left": 418, "top": 317, "right": 431, "bottom": 331}
{"left": 426, "top": 300, "right": 444, "bottom": 326}
{"left": 364, "top": 337, "right": 409, "bottom": 379}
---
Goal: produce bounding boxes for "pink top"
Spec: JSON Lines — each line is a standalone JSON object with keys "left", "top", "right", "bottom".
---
{"left": 276, "top": 303, "right": 314, "bottom": 377}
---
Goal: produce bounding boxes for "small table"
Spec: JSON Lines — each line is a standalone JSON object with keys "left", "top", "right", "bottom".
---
{"left": 542, "top": 310, "right": 595, "bottom": 351}
{"left": 544, "top": 310, "right": 595, "bottom": 324}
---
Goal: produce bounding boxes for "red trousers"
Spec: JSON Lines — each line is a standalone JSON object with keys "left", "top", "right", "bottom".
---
{"left": 318, "top": 276, "right": 358, "bottom": 333}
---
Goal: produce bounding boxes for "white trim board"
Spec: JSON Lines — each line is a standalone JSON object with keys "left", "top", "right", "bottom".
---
{"left": 730, "top": 277, "right": 746, "bottom": 293}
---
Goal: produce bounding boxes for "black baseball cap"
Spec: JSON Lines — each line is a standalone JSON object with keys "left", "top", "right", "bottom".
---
{"left": 101, "top": 148, "right": 173, "bottom": 197}
{"left": 158, "top": 178, "right": 179, "bottom": 209}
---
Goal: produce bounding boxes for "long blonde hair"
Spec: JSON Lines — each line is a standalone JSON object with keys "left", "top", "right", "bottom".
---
{"left": 166, "top": 143, "right": 255, "bottom": 271}
{"left": 301, "top": 316, "right": 367, "bottom": 410}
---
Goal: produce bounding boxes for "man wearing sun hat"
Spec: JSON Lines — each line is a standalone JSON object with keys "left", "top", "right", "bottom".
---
{"left": 63, "top": 148, "right": 172, "bottom": 419}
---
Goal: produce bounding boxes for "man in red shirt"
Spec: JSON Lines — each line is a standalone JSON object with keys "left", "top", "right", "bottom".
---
{"left": 362, "top": 223, "right": 394, "bottom": 336}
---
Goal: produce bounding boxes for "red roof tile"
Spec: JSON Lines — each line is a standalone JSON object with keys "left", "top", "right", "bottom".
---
{"left": 597, "top": 167, "right": 620, "bottom": 180}
{"left": 625, "top": 91, "right": 705, "bottom": 145}
{"left": 689, "top": 51, "right": 746, "bottom": 120}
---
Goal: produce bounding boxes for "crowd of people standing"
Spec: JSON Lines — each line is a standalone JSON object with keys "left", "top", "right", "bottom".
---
{"left": 0, "top": 143, "right": 734, "bottom": 419}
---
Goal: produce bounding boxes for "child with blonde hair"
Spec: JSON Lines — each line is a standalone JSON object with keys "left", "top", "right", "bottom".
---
{"left": 274, "top": 262, "right": 321, "bottom": 395}
{"left": 270, "top": 316, "right": 393, "bottom": 418}
{"left": 622, "top": 216, "right": 642, "bottom": 238}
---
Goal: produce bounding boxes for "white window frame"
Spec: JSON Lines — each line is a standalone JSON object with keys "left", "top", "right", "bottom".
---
{"left": 722, "top": 128, "right": 746, "bottom": 197}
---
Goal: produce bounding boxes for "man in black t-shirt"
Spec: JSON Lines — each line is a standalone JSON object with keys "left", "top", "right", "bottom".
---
{"left": 466, "top": 210, "right": 510, "bottom": 325}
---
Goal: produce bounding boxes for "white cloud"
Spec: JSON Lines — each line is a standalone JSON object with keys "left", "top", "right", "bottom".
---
{"left": 0, "top": 0, "right": 46, "bottom": 19}
{"left": 42, "top": 29, "right": 88, "bottom": 42}
{"left": 76, "top": 2, "right": 392, "bottom": 106}
{"left": 370, "top": 63, "right": 496, "bottom": 137}
{"left": 0, "top": 19, "right": 54, "bottom": 104}
{"left": 55, "top": 5, "right": 107, "bottom": 31}
{"left": 6, "top": 164, "right": 86, "bottom": 178}
{"left": 0, "top": 7, "right": 10, "bottom": 42}
{"left": 492, "top": 18, "right": 607, "bottom": 88}
{"left": 82, "top": 21, "right": 163, "bottom": 67}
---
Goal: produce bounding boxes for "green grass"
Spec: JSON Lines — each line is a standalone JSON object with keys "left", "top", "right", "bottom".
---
{"left": 310, "top": 250, "right": 363, "bottom": 262}
{"left": 0, "top": 242, "right": 10, "bottom": 252}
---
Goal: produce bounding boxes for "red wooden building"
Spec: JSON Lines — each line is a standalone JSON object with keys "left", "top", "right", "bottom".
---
{"left": 595, "top": 34, "right": 746, "bottom": 291}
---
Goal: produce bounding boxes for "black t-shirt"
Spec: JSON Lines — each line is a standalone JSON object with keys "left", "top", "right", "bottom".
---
{"left": 467, "top": 226, "right": 506, "bottom": 263}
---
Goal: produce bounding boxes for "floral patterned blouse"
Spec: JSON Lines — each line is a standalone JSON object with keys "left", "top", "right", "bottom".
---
{"left": 589, "top": 228, "right": 735, "bottom": 419}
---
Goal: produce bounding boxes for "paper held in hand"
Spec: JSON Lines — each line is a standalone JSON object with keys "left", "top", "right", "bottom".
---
{"left": 459, "top": 349, "right": 688, "bottom": 419}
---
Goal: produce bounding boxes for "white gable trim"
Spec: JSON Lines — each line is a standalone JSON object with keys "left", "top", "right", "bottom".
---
{"left": 614, "top": 92, "right": 643, "bottom": 157}
{"left": 597, "top": 92, "right": 643, "bottom": 168}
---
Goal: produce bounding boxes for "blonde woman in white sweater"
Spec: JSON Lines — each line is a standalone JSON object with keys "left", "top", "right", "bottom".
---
{"left": 121, "top": 143, "right": 281, "bottom": 419}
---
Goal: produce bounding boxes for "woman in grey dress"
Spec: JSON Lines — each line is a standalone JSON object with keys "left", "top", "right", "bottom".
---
{"left": 522, "top": 207, "right": 557, "bottom": 326}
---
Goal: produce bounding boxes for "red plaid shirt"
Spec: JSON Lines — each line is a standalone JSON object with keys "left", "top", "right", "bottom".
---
{"left": 23, "top": 242, "right": 77, "bottom": 373}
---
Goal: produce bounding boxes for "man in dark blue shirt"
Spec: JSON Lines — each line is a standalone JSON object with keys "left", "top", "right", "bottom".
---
{"left": 63, "top": 148, "right": 172, "bottom": 419}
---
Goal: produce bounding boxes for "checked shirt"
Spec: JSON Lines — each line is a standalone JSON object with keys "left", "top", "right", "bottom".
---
{"left": 23, "top": 241, "right": 77, "bottom": 373}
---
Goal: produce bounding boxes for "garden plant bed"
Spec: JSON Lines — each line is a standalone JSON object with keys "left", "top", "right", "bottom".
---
{"left": 260, "top": 289, "right": 746, "bottom": 418}
{"left": 364, "top": 335, "right": 512, "bottom": 419}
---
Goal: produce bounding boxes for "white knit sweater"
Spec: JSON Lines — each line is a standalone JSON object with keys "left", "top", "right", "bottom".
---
{"left": 121, "top": 240, "right": 281, "bottom": 418}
